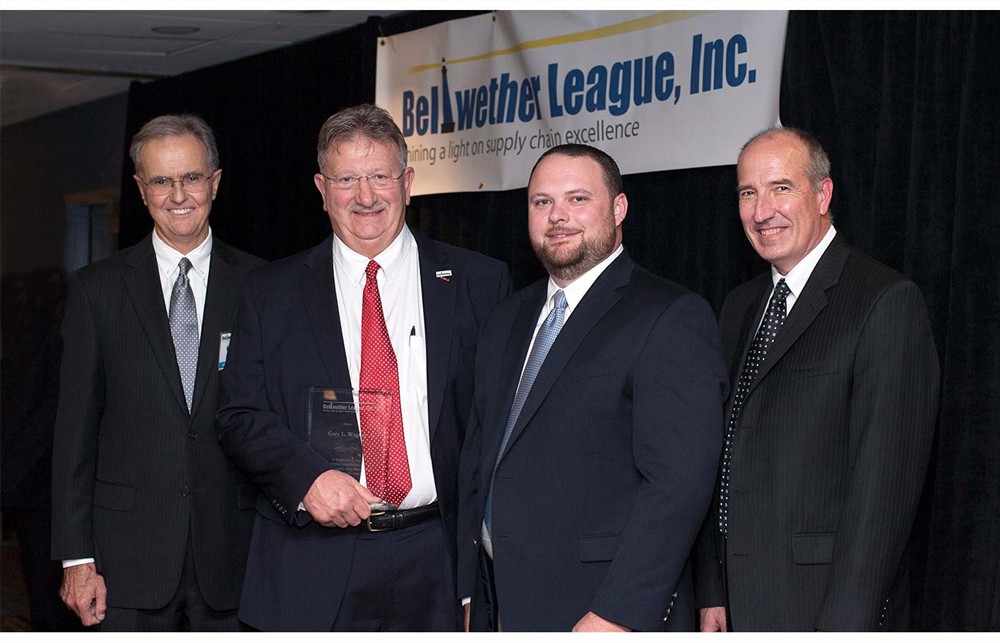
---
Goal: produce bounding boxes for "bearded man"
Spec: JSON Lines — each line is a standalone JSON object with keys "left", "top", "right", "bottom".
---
{"left": 457, "top": 144, "right": 728, "bottom": 631}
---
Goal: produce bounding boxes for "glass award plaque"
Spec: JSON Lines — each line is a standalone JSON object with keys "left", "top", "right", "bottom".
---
{"left": 307, "top": 388, "right": 363, "bottom": 480}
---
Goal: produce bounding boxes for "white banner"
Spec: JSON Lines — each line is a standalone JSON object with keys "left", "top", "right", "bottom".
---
{"left": 376, "top": 10, "right": 788, "bottom": 196}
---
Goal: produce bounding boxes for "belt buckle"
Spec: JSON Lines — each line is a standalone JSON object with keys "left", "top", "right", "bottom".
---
{"left": 365, "top": 509, "right": 390, "bottom": 532}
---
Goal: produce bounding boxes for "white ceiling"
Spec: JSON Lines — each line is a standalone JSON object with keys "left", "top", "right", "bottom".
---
{"left": 0, "top": 10, "right": 400, "bottom": 126}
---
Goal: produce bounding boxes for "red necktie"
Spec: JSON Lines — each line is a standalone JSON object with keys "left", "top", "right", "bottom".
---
{"left": 359, "top": 260, "right": 412, "bottom": 506}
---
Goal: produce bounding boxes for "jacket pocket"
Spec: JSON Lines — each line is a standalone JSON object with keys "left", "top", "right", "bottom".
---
{"left": 791, "top": 532, "right": 835, "bottom": 564}
{"left": 578, "top": 533, "right": 621, "bottom": 562}
{"left": 93, "top": 480, "right": 136, "bottom": 512}
{"left": 562, "top": 364, "right": 614, "bottom": 384}
{"left": 784, "top": 359, "right": 839, "bottom": 377}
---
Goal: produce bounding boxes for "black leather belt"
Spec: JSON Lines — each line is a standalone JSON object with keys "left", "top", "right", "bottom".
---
{"left": 363, "top": 502, "right": 439, "bottom": 532}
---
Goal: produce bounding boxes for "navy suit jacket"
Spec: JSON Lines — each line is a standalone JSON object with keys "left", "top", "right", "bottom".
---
{"left": 460, "top": 250, "right": 728, "bottom": 631}
{"left": 694, "top": 234, "right": 940, "bottom": 631}
{"left": 217, "top": 229, "right": 510, "bottom": 631}
{"left": 51, "top": 235, "right": 263, "bottom": 610}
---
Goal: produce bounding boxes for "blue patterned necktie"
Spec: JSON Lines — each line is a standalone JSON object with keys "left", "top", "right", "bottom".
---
{"left": 169, "top": 258, "right": 199, "bottom": 412}
{"left": 718, "top": 278, "right": 790, "bottom": 536}
{"left": 484, "top": 289, "right": 568, "bottom": 536}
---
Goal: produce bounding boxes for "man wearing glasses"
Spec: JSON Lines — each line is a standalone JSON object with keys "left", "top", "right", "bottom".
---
{"left": 51, "top": 114, "right": 264, "bottom": 630}
{"left": 217, "top": 104, "right": 511, "bottom": 631}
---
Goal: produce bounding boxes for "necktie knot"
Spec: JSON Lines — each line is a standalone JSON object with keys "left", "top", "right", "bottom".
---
{"left": 177, "top": 257, "right": 192, "bottom": 283}
{"left": 551, "top": 289, "right": 567, "bottom": 313}
{"left": 365, "top": 260, "right": 380, "bottom": 283}
{"left": 774, "top": 278, "right": 790, "bottom": 303}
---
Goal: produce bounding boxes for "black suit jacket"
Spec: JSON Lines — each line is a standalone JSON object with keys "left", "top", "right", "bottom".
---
{"left": 216, "top": 230, "right": 511, "bottom": 631}
{"left": 460, "top": 250, "right": 728, "bottom": 631}
{"left": 51, "top": 235, "right": 264, "bottom": 610}
{"left": 694, "top": 234, "right": 939, "bottom": 631}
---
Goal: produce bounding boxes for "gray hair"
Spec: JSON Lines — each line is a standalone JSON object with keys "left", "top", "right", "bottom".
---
{"left": 130, "top": 114, "right": 219, "bottom": 175}
{"left": 740, "top": 126, "right": 831, "bottom": 192}
{"left": 316, "top": 104, "right": 407, "bottom": 174}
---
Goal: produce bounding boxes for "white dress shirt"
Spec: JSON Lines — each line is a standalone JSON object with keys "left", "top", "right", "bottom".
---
{"left": 153, "top": 227, "right": 213, "bottom": 338}
{"left": 524, "top": 244, "right": 624, "bottom": 373}
{"left": 331, "top": 226, "right": 435, "bottom": 509}
{"left": 769, "top": 225, "right": 837, "bottom": 317}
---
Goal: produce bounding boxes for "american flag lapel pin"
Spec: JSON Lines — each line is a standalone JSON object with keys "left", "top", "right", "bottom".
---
{"left": 435, "top": 270, "right": 452, "bottom": 282}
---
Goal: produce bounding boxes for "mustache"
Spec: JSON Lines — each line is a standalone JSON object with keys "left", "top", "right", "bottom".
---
{"left": 544, "top": 226, "right": 582, "bottom": 236}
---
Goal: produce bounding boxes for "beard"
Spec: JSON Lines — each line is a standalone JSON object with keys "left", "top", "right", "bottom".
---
{"left": 532, "top": 214, "right": 618, "bottom": 284}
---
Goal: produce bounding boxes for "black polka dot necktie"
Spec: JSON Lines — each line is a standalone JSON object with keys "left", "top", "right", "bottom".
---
{"left": 169, "top": 258, "right": 199, "bottom": 412}
{"left": 718, "top": 278, "right": 790, "bottom": 537}
{"left": 359, "top": 260, "right": 412, "bottom": 506}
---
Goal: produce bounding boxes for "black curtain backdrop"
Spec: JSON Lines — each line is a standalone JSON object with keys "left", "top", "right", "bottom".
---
{"left": 120, "top": 11, "right": 1000, "bottom": 630}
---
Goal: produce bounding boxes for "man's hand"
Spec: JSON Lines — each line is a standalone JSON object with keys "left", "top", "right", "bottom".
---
{"left": 59, "top": 563, "right": 106, "bottom": 626}
{"left": 699, "top": 606, "right": 728, "bottom": 632}
{"left": 572, "top": 611, "right": 630, "bottom": 632}
{"left": 464, "top": 603, "right": 471, "bottom": 632}
{"left": 302, "top": 469, "right": 381, "bottom": 527}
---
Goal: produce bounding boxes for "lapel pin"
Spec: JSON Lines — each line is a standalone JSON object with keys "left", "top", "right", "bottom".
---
{"left": 435, "top": 270, "right": 452, "bottom": 282}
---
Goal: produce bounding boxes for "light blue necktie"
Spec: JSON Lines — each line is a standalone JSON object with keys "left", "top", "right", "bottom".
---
{"left": 484, "top": 289, "right": 567, "bottom": 535}
{"left": 169, "top": 258, "right": 199, "bottom": 412}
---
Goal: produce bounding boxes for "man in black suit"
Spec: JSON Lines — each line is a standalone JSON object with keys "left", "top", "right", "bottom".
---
{"left": 695, "top": 127, "right": 939, "bottom": 631}
{"left": 459, "top": 144, "right": 728, "bottom": 631}
{"left": 51, "top": 114, "right": 264, "bottom": 630}
{"left": 216, "top": 104, "right": 510, "bottom": 631}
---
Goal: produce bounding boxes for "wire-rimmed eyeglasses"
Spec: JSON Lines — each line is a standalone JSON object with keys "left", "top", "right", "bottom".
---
{"left": 138, "top": 171, "right": 218, "bottom": 196}
{"left": 320, "top": 170, "right": 407, "bottom": 191}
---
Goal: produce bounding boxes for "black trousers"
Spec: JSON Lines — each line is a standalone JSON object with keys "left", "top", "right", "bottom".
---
{"left": 331, "top": 517, "right": 461, "bottom": 632}
{"left": 101, "top": 532, "right": 240, "bottom": 632}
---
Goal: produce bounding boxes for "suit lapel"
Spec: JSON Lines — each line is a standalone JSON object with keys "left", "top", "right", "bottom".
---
{"left": 414, "top": 233, "right": 457, "bottom": 441}
{"left": 746, "top": 235, "right": 848, "bottom": 396}
{"left": 498, "top": 252, "right": 632, "bottom": 463}
{"left": 732, "top": 279, "right": 771, "bottom": 381}
{"left": 301, "top": 237, "right": 352, "bottom": 385}
{"left": 189, "top": 240, "right": 240, "bottom": 416}
{"left": 123, "top": 235, "right": 189, "bottom": 413}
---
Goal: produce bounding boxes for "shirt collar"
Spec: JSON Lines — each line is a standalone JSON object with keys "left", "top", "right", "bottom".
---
{"left": 545, "top": 244, "right": 624, "bottom": 317}
{"left": 771, "top": 225, "right": 837, "bottom": 298}
{"left": 332, "top": 225, "right": 414, "bottom": 287}
{"left": 153, "top": 227, "right": 213, "bottom": 281}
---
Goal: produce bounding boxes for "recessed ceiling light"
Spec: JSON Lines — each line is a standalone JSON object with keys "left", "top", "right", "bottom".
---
{"left": 151, "top": 26, "right": 200, "bottom": 35}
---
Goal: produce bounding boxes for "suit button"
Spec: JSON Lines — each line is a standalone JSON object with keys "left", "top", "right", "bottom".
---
{"left": 188, "top": 432, "right": 198, "bottom": 440}
{"left": 179, "top": 486, "right": 190, "bottom": 497}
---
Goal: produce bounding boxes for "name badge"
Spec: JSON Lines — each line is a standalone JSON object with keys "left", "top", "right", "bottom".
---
{"left": 218, "top": 332, "right": 231, "bottom": 370}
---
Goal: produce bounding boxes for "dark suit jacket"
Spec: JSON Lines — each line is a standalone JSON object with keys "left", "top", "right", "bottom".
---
{"left": 694, "top": 234, "right": 939, "bottom": 631}
{"left": 460, "top": 250, "right": 728, "bottom": 632}
{"left": 50, "top": 234, "right": 264, "bottom": 610}
{"left": 216, "top": 230, "right": 511, "bottom": 631}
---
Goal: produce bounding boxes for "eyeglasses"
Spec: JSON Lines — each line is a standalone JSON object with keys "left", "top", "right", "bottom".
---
{"left": 320, "top": 170, "right": 406, "bottom": 191}
{"left": 139, "top": 171, "right": 217, "bottom": 196}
